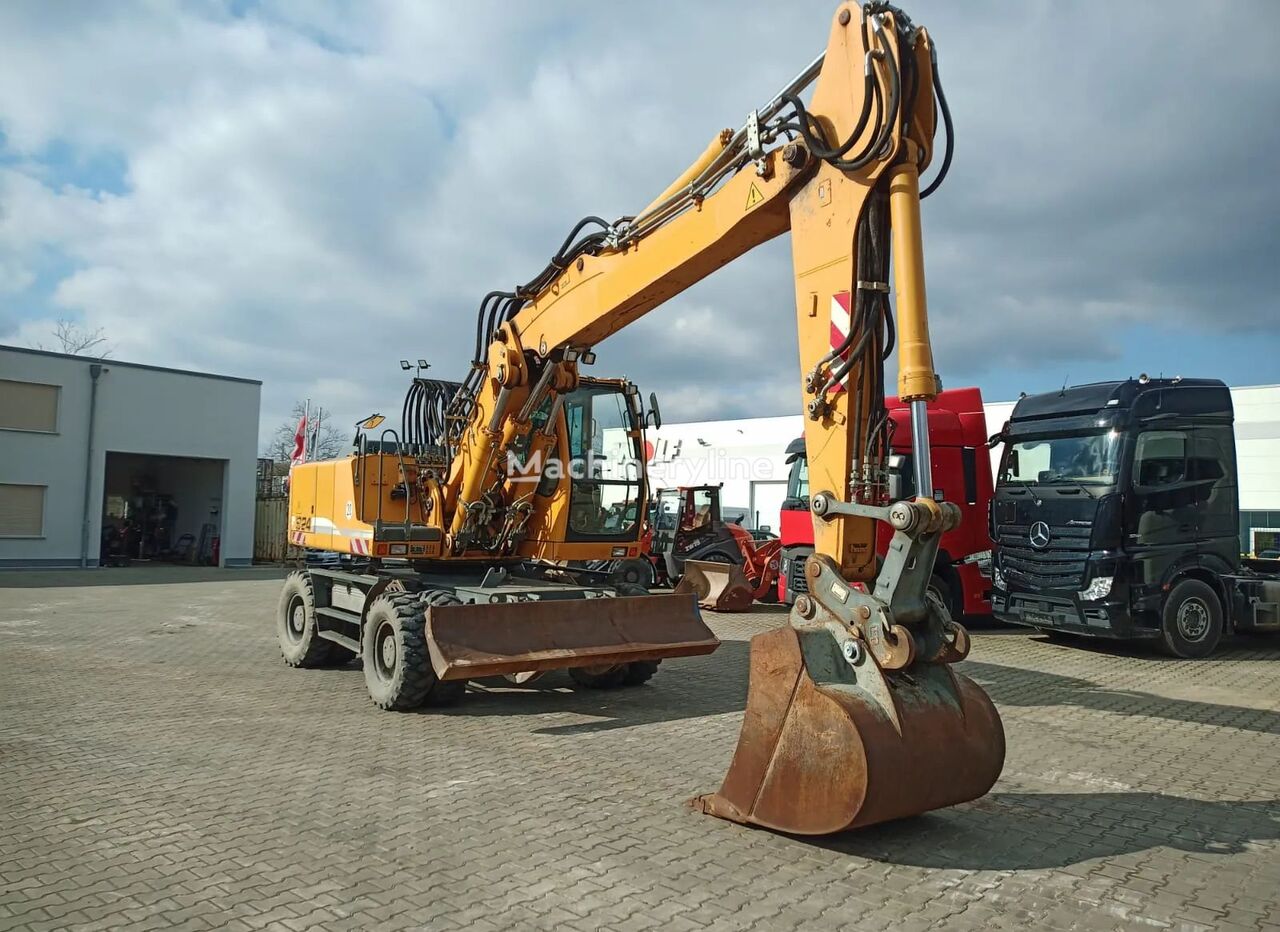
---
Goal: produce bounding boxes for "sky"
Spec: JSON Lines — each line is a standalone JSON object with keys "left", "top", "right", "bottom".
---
{"left": 1, "top": 0, "right": 1277, "bottom": 451}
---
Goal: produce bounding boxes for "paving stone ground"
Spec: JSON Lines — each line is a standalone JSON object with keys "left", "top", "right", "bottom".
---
{"left": 1, "top": 567, "right": 1278, "bottom": 931}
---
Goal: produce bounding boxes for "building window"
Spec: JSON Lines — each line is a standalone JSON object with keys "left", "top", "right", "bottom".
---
{"left": 0, "top": 483, "right": 46, "bottom": 537}
{"left": 0, "top": 379, "right": 60, "bottom": 433}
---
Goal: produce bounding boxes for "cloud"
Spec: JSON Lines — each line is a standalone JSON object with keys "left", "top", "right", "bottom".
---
{"left": 0, "top": 0, "right": 1277, "bottom": 449}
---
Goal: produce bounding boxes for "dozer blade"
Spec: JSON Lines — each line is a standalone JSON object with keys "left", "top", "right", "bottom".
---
{"left": 693, "top": 625, "right": 1005, "bottom": 834}
{"left": 425, "top": 592, "right": 720, "bottom": 681}
{"left": 676, "top": 560, "right": 755, "bottom": 612}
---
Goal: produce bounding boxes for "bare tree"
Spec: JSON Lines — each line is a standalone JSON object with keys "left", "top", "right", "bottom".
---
{"left": 32, "top": 318, "right": 114, "bottom": 357}
{"left": 264, "top": 402, "right": 347, "bottom": 464}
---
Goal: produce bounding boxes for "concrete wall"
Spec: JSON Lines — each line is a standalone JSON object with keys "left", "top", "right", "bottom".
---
{"left": 0, "top": 345, "right": 260, "bottom": 568}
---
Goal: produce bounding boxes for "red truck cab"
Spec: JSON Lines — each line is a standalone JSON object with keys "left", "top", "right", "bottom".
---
{"left": 778, "top": 387, "right": 994, "bottom": 620}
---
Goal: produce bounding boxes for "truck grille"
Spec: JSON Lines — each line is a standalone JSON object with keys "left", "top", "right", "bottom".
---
{"left": 998, "top": 524, "right": 1091, "bottom": 591}
{"left": 784, "top": 556, "right": 809, "bottom": 595}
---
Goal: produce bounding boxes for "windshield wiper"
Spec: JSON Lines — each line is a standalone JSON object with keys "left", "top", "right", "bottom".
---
{"left": 1003, "top": 479, "right": 1043, "bottom": 505}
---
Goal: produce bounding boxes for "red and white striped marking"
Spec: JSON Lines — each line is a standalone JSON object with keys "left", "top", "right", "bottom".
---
{"left": 829, "top": 290, "right": 852, "bottom": 393}
{"left": 349, "top": 536, "right": 369, "bottom": 556}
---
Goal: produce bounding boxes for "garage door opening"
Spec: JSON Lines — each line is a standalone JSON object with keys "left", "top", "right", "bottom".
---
{"left": 100, "top": 452, "right": 226, "bottom": 567}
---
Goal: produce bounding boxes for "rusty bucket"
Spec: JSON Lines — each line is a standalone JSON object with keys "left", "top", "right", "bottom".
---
{"left": 676, "top": 560, "right": 755, "bottom": 612}
{"left": 693, "top": 624, "right": 1005, "bottom": 834}
{"left": 425, "top": 592, "right": 720, "bottom": 681}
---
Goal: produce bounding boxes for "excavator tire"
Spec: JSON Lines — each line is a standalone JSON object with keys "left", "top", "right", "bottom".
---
{"left": 569, "top": 665, "right": 629, "bottom": 689}
{"left": 277, "top": 571, "right": 337, "bottom": 668}
{"left": 622, "top": 661, "right": 661, "bottom": 686}
{"left": 616, "top": 585, "right": 661, "bottom": 686}
{"left": 362, "top": 594, "right": 435, "bottom": 711}
{"left": 419, "top": 591, "right": 468, "bottom": 706}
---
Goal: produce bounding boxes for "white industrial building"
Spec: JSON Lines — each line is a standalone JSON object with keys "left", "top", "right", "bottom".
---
{"left": 649, "top": 383, "right": 1280, "bottom": 553}
{"left": 0, "top": 345, "right": 261, "bottom": 569}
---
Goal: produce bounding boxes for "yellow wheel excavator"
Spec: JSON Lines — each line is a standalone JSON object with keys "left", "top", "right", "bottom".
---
{"left": 280, "top": 0, "right": 1004, "bottom": 835}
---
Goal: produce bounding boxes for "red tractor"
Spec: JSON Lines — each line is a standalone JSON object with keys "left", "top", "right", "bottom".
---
{"left": 638, "top": 485, "right": 781, "bottom": 611}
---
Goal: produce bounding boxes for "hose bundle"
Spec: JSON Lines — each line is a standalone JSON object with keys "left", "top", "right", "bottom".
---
{"left": 402, "top": 377, "right": 463, "bottom": 462}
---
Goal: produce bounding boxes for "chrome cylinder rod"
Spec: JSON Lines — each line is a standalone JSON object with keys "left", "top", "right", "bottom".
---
{"left": 910, "top": 398, "right": 933, "bottom": 500}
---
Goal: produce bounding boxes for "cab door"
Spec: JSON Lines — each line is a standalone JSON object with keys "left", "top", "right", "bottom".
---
{"left": 1126, "top": 429, "right": 1195, "bottom": 586}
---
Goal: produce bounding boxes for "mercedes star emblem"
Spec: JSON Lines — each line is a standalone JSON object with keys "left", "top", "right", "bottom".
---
{"left": 1029, "top": 521, "right": 1051, "bottom": 549}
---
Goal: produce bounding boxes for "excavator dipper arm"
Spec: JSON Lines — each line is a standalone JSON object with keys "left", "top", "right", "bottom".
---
{"left": 448, "top": 1, "right": 1005, "bottom": 833}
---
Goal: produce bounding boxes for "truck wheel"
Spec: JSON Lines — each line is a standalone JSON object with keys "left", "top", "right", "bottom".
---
{"left": 277, "top": 571, "right": 335, "bottom": 668}
{"left": 362, "top": 594, "right": 435, "bottom": 710}
{"left": 569, "top": 665, "right": 629, "bottom": 689}
{"left": 928, "top": 573, "right": 961, "bottom": 622}
{"left": 1158, "top": 579, "right": 1223, "bottom": 659}
{"left": 419, "top": 590, "right": 467, "bottom": 706}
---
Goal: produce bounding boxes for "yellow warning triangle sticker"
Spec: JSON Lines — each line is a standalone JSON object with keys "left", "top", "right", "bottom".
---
{"left": 745, "top": 182, "right": 764, "bottom": 210}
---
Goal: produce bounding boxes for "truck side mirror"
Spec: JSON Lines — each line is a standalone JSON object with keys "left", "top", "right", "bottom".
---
{"left": 887, "top": 453, "right": 907, "bottom": 501}
{"left": 646, "top": 391, "right": 662, "bottom": 429}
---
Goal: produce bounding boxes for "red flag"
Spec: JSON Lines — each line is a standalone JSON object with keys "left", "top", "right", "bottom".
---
{"left": 290, "top": 414, "right": 307, "bottom": 466}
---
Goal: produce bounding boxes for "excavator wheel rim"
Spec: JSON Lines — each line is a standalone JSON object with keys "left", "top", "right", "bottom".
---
{"left": 372, "top": 619, "right": 399, "bottom": 682}
{"left": 285, "top": 596, "right": 307, "bottom": 643}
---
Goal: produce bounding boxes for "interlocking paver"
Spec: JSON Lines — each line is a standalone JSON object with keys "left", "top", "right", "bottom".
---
{"left": 2, "top": 567, "right": 1279, "bottom": 931}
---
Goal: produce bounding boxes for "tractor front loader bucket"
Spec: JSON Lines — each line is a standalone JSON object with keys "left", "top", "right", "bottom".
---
{"left": 425, "top": 592, "right": 720, "bottom": 681}
{"left": 676, "top": 560, "right": 755, "bottom": 612}
{"left": 693, "top": 624, "right": 1005, "bottom": 834}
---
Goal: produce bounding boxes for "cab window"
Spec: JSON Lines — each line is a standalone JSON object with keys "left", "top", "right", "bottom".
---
{"left": 1133, "top": 431, "right": 1187, "bottom": 488}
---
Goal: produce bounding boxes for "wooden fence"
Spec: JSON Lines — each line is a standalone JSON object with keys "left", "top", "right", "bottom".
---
{"left": 254, "top": 498, "right": 299, "bottom": 563}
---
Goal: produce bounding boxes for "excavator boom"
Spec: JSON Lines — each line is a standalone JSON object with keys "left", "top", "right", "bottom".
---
{"left": 434, "top": 0, "right": 1005, "bottom": 834}
{"left": 286, "top": 0, "right": 1004, "bottom": 834}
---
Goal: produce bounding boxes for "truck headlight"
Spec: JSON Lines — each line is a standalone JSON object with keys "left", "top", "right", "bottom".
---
{"left": 992, "top": 565, "right": 1006, "bottom": 591}
{"left": 1078, "top": 575, "right": 1113, "bottom": 601}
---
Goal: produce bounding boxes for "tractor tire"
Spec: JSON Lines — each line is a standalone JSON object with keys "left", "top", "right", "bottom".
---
{"left": 1158, "top": 579, "right": 1223, "bottom": 659}
{"left": 277, "top": 571, "right": 336, "bottom": 668}
{"left": 419, "top": 590, "right": 468, "bottom": 706}
{"left": 362, "top": 594, "right": 435, "bottom": 711}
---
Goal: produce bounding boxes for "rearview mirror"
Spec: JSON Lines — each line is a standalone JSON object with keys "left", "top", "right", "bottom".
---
{"left": 887, "top": 453, "right": 907, "bottom": 501}
{"left": 646, "top": 391, "right": 662, "bottom": 429}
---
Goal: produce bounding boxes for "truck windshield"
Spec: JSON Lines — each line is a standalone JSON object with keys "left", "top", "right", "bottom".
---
{"left": 999, "top": 431, "right": 1121, "bottom": 486}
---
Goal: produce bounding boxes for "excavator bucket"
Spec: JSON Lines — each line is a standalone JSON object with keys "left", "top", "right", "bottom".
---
{"left": 424, "top": 592, "right": 720, "bottom": 681}
{"left": 675, "top": 560, "right": 756, "bottom": 612}
{"left": 693, "top": 625, "right": 1005, "bottom": 834}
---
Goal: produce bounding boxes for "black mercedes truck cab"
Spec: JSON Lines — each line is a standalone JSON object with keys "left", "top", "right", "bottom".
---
{"left": 990, "top": 377, "right": 1280, "bottom": 657}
